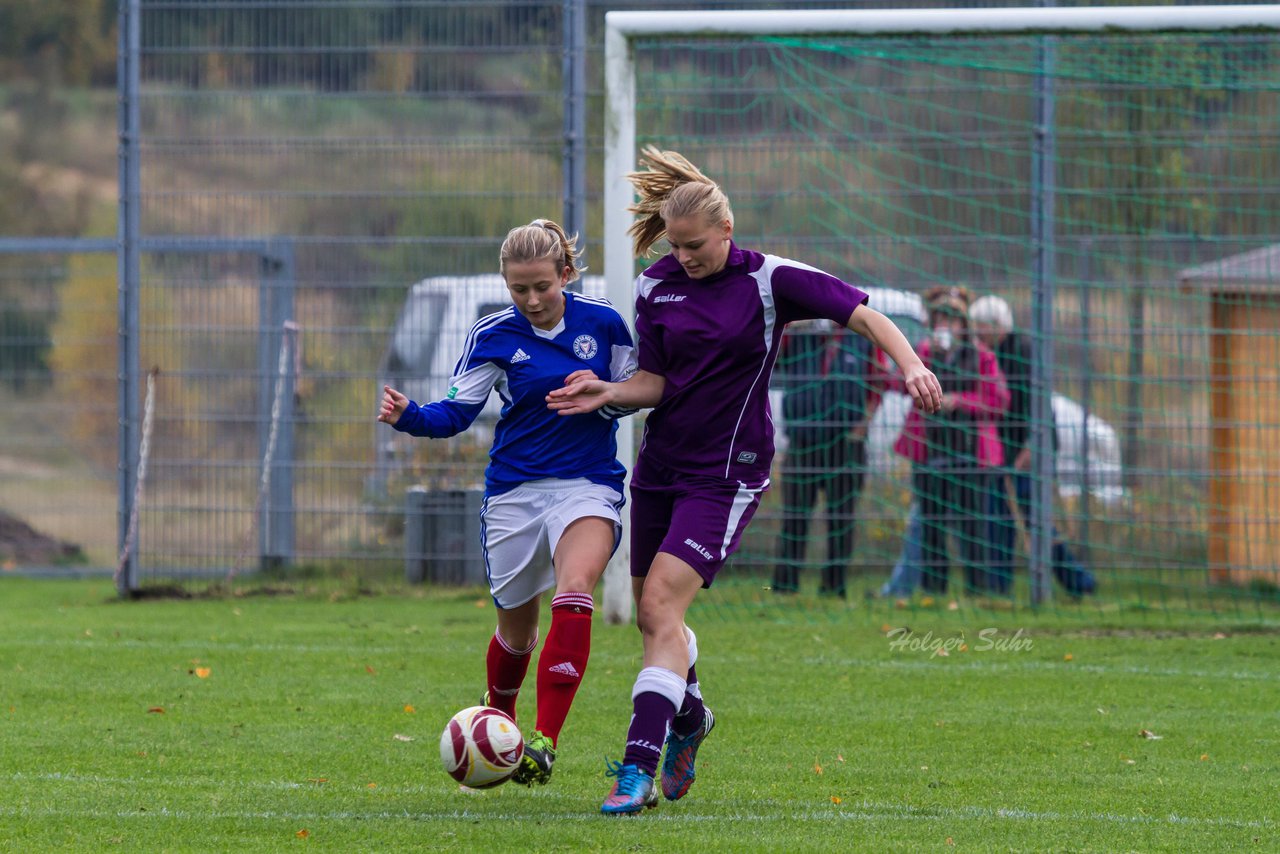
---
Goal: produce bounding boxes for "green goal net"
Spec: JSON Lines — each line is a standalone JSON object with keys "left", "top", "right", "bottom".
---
{"left": 607, "top": 10, "right": 1280, "bottom": 621}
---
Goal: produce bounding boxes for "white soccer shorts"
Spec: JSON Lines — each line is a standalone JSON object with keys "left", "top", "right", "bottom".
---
{"left": 481, "top": 478, "right": 623, "bottom": 609}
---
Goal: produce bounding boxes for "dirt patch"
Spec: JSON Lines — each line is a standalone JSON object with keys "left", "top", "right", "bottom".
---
{"left": 0, "top": 510, "right": 85, "bottom": 565}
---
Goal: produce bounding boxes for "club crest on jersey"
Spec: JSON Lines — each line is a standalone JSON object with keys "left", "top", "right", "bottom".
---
{"left": 572, "top": 334, "right": 598, "bottom": 360}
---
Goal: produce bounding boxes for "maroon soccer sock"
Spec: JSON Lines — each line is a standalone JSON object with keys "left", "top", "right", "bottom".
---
{"left": 621, "top": 666, "right": 686, "bottom": 776}
{"left": 533, "top": 592, "right": 594, "bottom": 746}
{"left": 485, "top": 629, "right": 535, "bottom": 721}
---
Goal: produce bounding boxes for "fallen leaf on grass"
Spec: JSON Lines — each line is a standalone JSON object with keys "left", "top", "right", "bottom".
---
{"left": 946, "top": 837, "right": 955, "bottom": 846}
{"left": 1139, "top": 729, "right": 1163, "bottom": 740}
{"left": 1063, "top": 653, "right": 1074, "bottom": 661}
{"left": 830, "top": 796, "right": 842, "bottom": 804}
{"left": 295, "top": 829, "right": 310, "bottom": 839}
{"left": 147, "top": 707, "right": 165, "bottom": 714}
{"left": 1212, "top": 632, "right": 1227, "bottom": 640}
{"left": 193, "top": 667, "right": 211, "bottom": 679}
{"left": 365, "top": 665, "right": 376, "bottom": 675}
{"left": 366, "top": 782, "right": 377, "bottom": 789}
{"left": 1200, "top": 754, "right": 1210, "bottom": 762}
{"left": 403, "top": 704, "right": 415, "bottom": 714}
{"left": 813, "top": 759, "right": 823, "bottom": 775}
{"left": 394, "top": 733, "right": 414, "bottom": 742}
{"left": 307, "top": 778, "right": 328, "bottom": 784}
{"left": 836, "top": 754, "right": 845, "bottom": 763}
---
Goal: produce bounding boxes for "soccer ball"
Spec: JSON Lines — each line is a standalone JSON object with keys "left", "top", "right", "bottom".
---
{"left": 439, "top": 705, "right": 524, "bottom": 788}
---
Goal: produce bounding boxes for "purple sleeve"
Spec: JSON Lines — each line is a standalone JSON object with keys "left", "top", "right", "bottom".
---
{"left": 768, "top": 258, "right": 868, "bottom": 327}
{"left": 635, "top": 297, "right": 663, "bottom": 375}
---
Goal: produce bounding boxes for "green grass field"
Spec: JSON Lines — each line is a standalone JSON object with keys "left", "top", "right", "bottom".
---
{"left": 1, "top": 578, "right": 1276, "bottom": 852}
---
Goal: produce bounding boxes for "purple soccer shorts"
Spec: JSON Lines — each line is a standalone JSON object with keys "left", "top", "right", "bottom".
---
{"left": 629, "top": 458, "right": 768, "bottom": 586}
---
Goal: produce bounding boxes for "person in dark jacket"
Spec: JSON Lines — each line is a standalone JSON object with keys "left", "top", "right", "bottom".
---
{"left": 969, "top": 295, "right": 1094, "bottom": 597}
{"left": 772, "top": 320, "right": 884, "bottom": 598}
{"left": 893, "top": 286, "right": 1010, "bottom": 596}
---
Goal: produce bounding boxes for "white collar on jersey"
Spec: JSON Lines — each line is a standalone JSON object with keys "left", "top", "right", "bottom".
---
{"left": 531, "top": 316, "right": 566, "bottom": 339}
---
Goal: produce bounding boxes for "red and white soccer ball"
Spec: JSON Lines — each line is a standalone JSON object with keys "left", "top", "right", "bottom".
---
{"left": 439, "top": 705, "right": 524, "bottom": 789}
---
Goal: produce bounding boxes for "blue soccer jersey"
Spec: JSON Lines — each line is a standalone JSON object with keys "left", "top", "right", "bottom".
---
{"left": 391, "top": 291, "right": 637, "bottom": 496}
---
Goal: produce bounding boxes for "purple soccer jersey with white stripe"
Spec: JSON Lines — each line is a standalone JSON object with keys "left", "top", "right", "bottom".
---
{"left": 633, "top": 242, "right": 868, "bottom": 486}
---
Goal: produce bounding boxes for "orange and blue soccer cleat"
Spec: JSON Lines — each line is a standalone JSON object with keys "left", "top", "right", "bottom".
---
{"left": 660, "top": 706, "right": 715, "bottom": 801}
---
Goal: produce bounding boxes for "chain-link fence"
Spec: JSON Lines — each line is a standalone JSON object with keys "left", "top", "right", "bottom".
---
{"left": 3, "top": 2, "right": 1278, "bottom": 617}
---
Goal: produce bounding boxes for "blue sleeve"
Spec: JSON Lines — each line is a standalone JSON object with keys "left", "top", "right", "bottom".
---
{"left": 392, "top": 398, "right": 484, "bottom": 439}
{"left": 601, "top": 310, "right": 640, "bottom": 421}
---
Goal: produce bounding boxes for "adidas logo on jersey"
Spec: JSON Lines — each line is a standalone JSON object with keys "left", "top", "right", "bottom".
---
{"left": 511, "top": 348, "right": 531, "bottom": 363}
{"left": 548, "top": 661, "right": 580, "bottom": 678}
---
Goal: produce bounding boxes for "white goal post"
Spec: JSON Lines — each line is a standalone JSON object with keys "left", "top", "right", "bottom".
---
{"left": 598, "top": 5, "right": 1280, "bottom": 623}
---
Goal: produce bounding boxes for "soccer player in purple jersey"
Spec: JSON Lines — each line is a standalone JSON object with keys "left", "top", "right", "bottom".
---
{"left": 380, "top": 220, "right": 637, "bottom": 788}
{"left": 546, "top": 148, "right": 943, "bottom": 814}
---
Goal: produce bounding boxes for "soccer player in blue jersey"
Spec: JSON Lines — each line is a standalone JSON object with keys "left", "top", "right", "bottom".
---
{"left": 378, "top": 219, "right": 637, "bottom": 787}
{"left": 547, "top": 148, "right": 943, "bottom": 814}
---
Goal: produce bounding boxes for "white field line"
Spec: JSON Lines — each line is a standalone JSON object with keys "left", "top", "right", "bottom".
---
{"left": 0, "top": 795, "right": 1273, "bottom": 831}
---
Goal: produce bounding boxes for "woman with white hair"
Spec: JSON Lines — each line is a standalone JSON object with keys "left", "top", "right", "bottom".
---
{"left": 969, "top": 294, "right": 1094, "bottom": 597}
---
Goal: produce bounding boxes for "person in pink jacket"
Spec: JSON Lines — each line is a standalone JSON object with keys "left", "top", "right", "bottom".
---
{"left": 894, "top": 286, "right": 1010, "bottom": 595}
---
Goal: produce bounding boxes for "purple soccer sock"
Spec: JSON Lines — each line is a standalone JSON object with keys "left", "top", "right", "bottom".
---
{"left": 672, "top": 664, "right": 706, "bottom": 738}
{"left": 621, "top": 666, "right": 685, "bottom": 776}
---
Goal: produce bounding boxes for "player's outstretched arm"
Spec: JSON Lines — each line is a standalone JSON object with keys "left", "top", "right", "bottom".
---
{"left": 378, "top": 385, "right": 410, "bottom": 425}
{"left": 846, "top": 304, "right": 943, "bottom": 414}
{"left": 546, "top": 369, "right": 665, "bottom": 416}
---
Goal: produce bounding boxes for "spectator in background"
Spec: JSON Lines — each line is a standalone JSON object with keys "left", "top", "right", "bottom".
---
{"left": 772, "top": 319, "right": 885, "bottom": 598}
{"left": 894, "top": 286, "right": 1010, "bottom": 596}
{"left": 969, "top": 295, "right": 1095, "bottom": 597}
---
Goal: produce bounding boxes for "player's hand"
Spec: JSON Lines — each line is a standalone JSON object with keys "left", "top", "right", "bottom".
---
{"left": 547, "top": 370, "right": 611, "bottom": 416}
{"left": 378, "top": 385, "right": 410, "bottom": 425}
{"left": 904, "top": 365, "right": 943, "bottom": 414}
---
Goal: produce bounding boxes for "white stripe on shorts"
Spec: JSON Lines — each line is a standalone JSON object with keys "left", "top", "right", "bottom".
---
{"left": 719, "top": 479, "right": 769, "bottom": 560}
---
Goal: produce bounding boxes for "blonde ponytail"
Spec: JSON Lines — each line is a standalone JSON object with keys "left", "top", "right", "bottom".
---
{"left": 626, "top": 146, "right": 734, "bottom": 257}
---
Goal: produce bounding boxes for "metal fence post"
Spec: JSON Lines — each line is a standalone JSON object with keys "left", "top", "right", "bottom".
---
{"left": 1029, "top": 8, "right": 1058, "bottom": 606}
{"left": 563, "top": 0, "right": 587, "bottom": 281}
{"left": 116, "top": 0, "right": 142, "bottom": 596}
{"left": 258, "top": 242, "right": 296, "bottom": 571}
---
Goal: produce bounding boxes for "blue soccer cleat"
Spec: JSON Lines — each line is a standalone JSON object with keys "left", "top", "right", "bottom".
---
{"left": 660, "top": 706, "right": 715, "bottom": 801}
{"left": 600, "top": 760, "right": 658, "bottom": 815}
